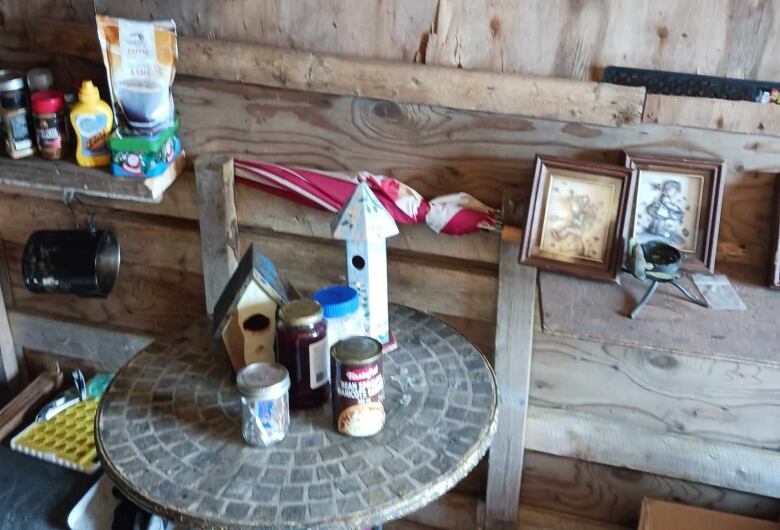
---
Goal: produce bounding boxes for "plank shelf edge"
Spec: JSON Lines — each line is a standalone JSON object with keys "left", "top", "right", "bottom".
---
{"left": 0, "top": 153, "right": 185, "bottom": 204}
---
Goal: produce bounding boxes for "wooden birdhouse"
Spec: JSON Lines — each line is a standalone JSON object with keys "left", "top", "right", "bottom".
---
{"left": 212, "top": 244, "right": 293, "bottom": 372}
{"left": 332, "top": 182, "right": 399, "bottom": 348}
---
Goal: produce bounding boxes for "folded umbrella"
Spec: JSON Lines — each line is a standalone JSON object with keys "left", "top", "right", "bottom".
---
{"left": 233, "top": 159, "right": 498, "bottom": 236}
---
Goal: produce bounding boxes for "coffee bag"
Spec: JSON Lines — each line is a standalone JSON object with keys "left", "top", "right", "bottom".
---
{"left": 96, "top": 16, "right": 177, "bottom": 134}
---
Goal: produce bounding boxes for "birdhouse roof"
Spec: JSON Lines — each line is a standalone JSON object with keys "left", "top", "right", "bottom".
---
{"left": 331, "top": 182, "right": 399, "bottom": 240}
{"left": 212, "top": 245, "right": 292, "bottom": 339}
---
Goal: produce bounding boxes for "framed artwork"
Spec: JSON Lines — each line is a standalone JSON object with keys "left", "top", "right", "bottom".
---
{"left": 769, "top": 175, "right": 780, "bottom": 288}
{"left": 624, "top": 153, "right": 725, "bottom": 273}
{"left": 520, "top": 156, "right": 634, "bottom": 282}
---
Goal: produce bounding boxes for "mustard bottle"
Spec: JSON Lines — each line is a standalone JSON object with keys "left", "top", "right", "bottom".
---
{"left": 70, "top": 81, "right": 113, "bottom": 167}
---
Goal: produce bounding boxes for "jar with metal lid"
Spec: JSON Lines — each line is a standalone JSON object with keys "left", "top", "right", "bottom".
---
{"left": 26, "top": 68, "right": 53, "bottom": 93}
{"left": 331, "top": 336, "right": 385, "bottom": 437}
{"left": 313, "top": 285, "right": 365, "bottom": 353}
{"left": 31, "top": 90, "right": 69, "bottom": 160}
{"left": 276, "top": 299, "right": 330, "bottom": 409}
{"left": 0, "top": 70, "right": 34, "bottom": 159}
{"left": 236, "top": 362, "right": 291, "bottom": 447}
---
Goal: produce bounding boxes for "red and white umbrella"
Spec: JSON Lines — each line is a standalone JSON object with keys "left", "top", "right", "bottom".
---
{"left": 234, "top": 159, "right": 498, "bottom": 236}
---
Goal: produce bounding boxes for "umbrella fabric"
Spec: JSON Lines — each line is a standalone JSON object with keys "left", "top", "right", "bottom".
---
{"left": 233, "top": 159, "right": 498, "bottom": 235}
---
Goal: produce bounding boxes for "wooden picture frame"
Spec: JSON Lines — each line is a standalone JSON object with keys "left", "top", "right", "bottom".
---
{"left": 519, "top": 155, "right": 634, "bottom": 282}
{"left": 624, "top": 152, "right": 725, "bottom": 273}
{"left": 769, "top": 175, "right": 780, "bottom": 288}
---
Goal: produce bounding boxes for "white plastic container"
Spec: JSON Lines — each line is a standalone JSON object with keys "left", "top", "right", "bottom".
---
{"left": 313, "top": 285, "right": 365, "bottom": 353}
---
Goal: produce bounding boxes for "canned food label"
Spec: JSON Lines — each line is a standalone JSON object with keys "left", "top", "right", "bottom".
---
{"left": 332, "top": 358, "right": 385, "bottom": 437}
{"left": 308, "top": 338, "right": 329, "bottom": 389}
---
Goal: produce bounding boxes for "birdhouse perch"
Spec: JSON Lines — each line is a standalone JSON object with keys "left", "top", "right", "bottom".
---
{"left": 332, "top": 182, "right": 399, "bottom": 349}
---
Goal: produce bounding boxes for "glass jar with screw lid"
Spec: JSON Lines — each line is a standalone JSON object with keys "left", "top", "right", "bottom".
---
{"left": 236, "top": 362, "right": 291, "bottom": 447}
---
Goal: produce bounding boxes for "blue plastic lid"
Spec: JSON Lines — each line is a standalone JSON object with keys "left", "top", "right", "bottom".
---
{"left": 313, "top": 285, "right": 359, "bottom": 318}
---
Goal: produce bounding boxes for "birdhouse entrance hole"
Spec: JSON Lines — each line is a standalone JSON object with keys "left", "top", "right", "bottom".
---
{"left": 351, "top": 255, "right": 366, "bottom": 270}
{"left": 243, "top": 313, "right": 271, "bottom": 332}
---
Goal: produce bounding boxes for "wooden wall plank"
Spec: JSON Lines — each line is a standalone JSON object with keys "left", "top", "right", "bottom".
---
{"left": 520, "top": 451, "right": 780, "bottom": 527}
{"left": 643, "top": 95, "right": 780, "bottom": 137}
{"left": 91, "top": 0, "right": 780, "bottom": 81}
{"left": 532, "top": 331, "right": 780, "bottom": 450}
{"left": 27, "top": 19, "right": 645, "bottom": 128}
{"left": 485, "top": 237, "right": 536, "bottom": 524}
{"left": 7, "top": 310, "right": 152, "bottom": 369}
{"left": 0, "top": 253, "right": 18, "bottom": 384}
{"left": 525, "top": 407, "right": 780, "bottom": 498}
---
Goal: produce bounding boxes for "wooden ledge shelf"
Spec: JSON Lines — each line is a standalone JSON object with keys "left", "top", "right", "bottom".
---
{"left": 0, "top": 154, "right": 184, "bottom": 204}
{"left": 538, "top": 262, "right": 780, "bottom": 366}
{"left": 643, "top": 94, "right": 780, "bottom": 137}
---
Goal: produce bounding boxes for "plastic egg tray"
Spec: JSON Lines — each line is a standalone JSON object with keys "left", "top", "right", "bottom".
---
{"left": 10, "top": 399, "right": 100, "bottom": 474}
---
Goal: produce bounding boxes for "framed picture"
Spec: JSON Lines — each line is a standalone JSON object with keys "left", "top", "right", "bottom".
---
{"left": 624, "top": 153, "right": 725, "bottom": 273}
{"left": 520, "top": 156, "right": 634, "bottom": 282}
{"left": 769, "top": 175, "right": 780, "bottom": 288}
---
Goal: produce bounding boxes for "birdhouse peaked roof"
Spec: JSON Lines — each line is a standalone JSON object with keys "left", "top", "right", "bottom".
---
{"left": 212, "top": 244, "right": 292, "bottom": 339}
{"left": 331, "top": 182, "right": 399, "bottom": 240}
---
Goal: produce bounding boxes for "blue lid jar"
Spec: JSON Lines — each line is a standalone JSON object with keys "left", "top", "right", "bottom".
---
{"left": 313, "top": 285, "right": 359, "bottom": 318}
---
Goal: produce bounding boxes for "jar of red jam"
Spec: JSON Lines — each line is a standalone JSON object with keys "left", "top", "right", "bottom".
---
{"left": 276, "top": 299, "right": 330, "bottom": 409}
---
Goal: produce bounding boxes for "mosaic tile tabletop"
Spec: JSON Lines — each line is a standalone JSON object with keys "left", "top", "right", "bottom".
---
{"left": 97, "top": 305, "right": 498, "bottom": 529}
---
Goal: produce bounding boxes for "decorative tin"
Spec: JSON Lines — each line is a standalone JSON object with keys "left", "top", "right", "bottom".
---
{"left": 330, "top": 336, "right": 385, "bottom": 437}
{"left": 108, "top": 117, "right": 181, "bottom": 177}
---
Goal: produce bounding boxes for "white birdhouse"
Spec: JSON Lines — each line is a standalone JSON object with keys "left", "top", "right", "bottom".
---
{"left": 332, "top": 182, "right": 399, "bottom": 347}
{"left": 212, "top": 245, "right": 293, "bottom": 372}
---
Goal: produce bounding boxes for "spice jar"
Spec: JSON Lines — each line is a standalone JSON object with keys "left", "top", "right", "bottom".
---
{"left": 276, "top": 299, "right": 330, "bottom": 409}
{"left": 31, "top": 91, "right": 68, "bottom": 160}
{"left": 236, "top": 362, "right": 291, "bottom": 447}
{"left": 0, "top": 71, "right": 34, "bottom": 159}
{"left": 26, "top": 68, "right": 53, "bottom": 93}
{"left": 331, "top": 336, "right": 385, "bottom": 437}
{"left": 313, "top": 285, "right": 365, "bottom": 353}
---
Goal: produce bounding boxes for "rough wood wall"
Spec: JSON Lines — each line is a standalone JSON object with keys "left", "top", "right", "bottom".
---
{"left": 71, "top": 0, "right": 780, "bottom": 81}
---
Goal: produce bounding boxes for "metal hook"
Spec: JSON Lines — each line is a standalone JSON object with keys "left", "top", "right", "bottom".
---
{"left": 63, "top": 191, "right": 97, "bottom": 233}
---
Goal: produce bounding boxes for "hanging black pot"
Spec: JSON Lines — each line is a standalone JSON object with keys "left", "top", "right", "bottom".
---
{"left": 22, "top": 228, "right": 120, "bottom": 298}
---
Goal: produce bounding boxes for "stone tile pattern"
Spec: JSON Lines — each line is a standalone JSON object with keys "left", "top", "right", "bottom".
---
{"left": 97, "top": 305, "right": 498, "bottom": 529}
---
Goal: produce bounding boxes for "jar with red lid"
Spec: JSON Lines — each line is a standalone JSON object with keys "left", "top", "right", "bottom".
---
{"left": 276, "top": 299, "right": 330, "bottom": 409}
{"left": 31, "top": 90, "right": 69, "bottom": 160}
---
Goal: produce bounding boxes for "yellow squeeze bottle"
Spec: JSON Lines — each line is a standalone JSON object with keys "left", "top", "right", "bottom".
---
{"left": 70, "top": 81, "right": 113, "bottom": 167}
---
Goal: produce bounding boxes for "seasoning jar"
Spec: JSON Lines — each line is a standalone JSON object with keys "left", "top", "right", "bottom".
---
{"left": 331, "top": 336, "right": 385, "bottom": 437}
{"left": 31, "top": 91, "right": 68, "bottom": 160}
{"left": 276, "top": 299, "right": 330, "bottom": 409}
{"left": 236, "top": 362, "right": 291, "bottom": 447}
{"left": 313, "top": 285, "right": 365, "bottom": 353}
{"left": 0, "top": 71, "right": 34, "bottom": 159}
{"left": 26, "top": 68, "right": 53, "bottom": 93}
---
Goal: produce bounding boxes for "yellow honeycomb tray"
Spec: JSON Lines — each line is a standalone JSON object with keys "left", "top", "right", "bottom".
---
{"left": 10, "top": 399, "right": 100, "bottom": 474}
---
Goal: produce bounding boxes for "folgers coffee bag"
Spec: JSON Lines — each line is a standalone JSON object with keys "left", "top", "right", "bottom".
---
{"left": 330, "top": 337, "right": 385, "bottom": 437}
{"left": 96, "top": 16, "right": 177, "bottom": 133}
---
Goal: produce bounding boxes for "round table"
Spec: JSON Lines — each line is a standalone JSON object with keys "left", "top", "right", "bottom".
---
{"left": 96, "top": 305, "right": 498, "bottom": 529}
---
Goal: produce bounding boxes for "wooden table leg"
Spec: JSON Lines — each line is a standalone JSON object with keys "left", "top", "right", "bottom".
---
{"left": 484, "top": 226, "right": 536, "bottom": 529}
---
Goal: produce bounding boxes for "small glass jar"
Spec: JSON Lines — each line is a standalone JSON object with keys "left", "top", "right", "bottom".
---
{"left": 313, "top": 285, "right": 365, "bottom": 354}
{"left": 0, "top": 71, "right": 34, "bottom": 159}
{"left": 276, "top": 299, "right": 330, "bottom": 409}
{"left": 31, "top": 90, "right": 69, "bottom": 160}
{"left": 236, "top": 362, "right": 290, "bottom": 447}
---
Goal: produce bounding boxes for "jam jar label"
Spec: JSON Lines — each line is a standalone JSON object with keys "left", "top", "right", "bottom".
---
{"left": 308, "top": 338, "right": 329, "bottom": 389}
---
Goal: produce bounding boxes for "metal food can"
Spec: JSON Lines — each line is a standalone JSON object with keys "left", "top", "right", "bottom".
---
{"left": 330, "top": 336, "right": 385, "bottom": 437}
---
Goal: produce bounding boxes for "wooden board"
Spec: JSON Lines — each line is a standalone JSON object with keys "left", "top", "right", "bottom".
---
{"left": 531, "top": 333, "right": 780, "bottom": 451}
{"left": 521, "top": 452, "right": 780, "bottom": 527}
{"left": 91, "top": 0, "right": 780, "bottom": 82}
{"left": 485, "top": 236, "right": 536, "bottom": 524}
{"left": 27, "top": 19, "right": 645, "bottom": 128}
{"left": 644, "top": 95, "right": 780, "bottom": 137}
{"left": 525, "top": 407, "right": 780, "bottom": 498}
{"left": 0, "top": 154, "right": 183, "bottom": 204}
{"left": 537, "top": 265, "right": 780, "bottom": 366}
